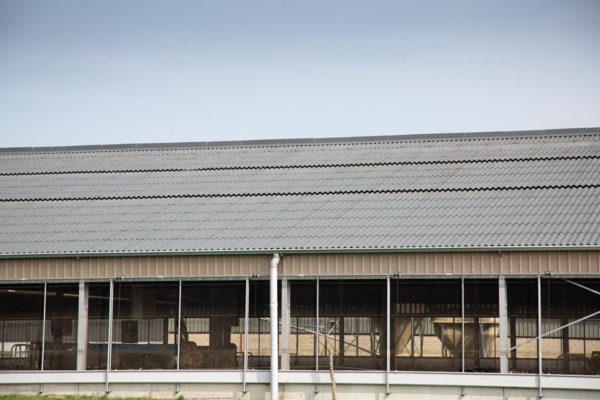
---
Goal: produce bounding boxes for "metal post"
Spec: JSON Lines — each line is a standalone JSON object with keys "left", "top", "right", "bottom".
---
{"left": 244, "top": 278, "right": 250, "bottom": 392}
{"left": 106, "top": 279, "right": 114, "bottom": 393}
{"left": 175, "top": 280, "right": 182, "bottom": 393}
{"left": 420, "top": 320, "right": 424, "bottom": 358}
{"left": 176, "top": 280, "right": 182, "bottom": 370}
{"left": 499, "top": 276, "right": 508, "bottom": 373}
{"left": 41, "top": 281, "right": 47, "bottom": 372}
{"left": 537, "top": 276, "right": 543, "bottom": 398}
{"left": 39, "top": 281, "right": 47, "bottom": 394}
{"left": 386, "top": 277, "right": 391, "bottom": 394}
{"left": 315, "top": 278, "right": 319, "bottom": 371}
{"left": 1, "top": 320, "right": 4, "bottom": 361}
{"left": 76, "top": 280, "right": 89, "bottom": 371}
{"left": 355, "top": 318, "right": 359, "bottom": 357}
{"left": 583, "top": 319, "right": 587, "bottom": 360}
{"left": 461, "top": 277, "right": 465, "bottom": 373}
{"left": 411, "top": 318, "right": 415, "bottom": 357}
{"left": 297, "top": 317, "right": 301, "bottom": 362}
{"left": 441, "top": 324, "right": 445, "bottom": 356}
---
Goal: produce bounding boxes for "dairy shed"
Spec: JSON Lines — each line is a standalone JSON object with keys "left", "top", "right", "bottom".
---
{"left": 0, "top": 128, "right": 599, "bottom": 399}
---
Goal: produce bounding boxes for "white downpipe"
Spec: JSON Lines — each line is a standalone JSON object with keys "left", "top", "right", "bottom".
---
{"left": 270, "top": 253, "right": 281, "bottom": 400}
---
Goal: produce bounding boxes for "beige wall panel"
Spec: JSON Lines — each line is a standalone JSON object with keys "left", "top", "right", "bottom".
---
{"left": 0, "top": 251, "right": 598, "bottom": 281}
{"left": 405, "top": 253, "right": 417, "bottom": 275}
{"left": 576, "top": 252, "right": 591, "bottom": 274}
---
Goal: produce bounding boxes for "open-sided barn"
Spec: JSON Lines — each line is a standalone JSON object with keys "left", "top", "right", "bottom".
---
{"left": 0, "top": 128, "right": 599, "bottom": 399}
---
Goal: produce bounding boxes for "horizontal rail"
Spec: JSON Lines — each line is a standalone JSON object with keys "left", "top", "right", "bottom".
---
{"left": 1, "top": 370, "right": 599, "bottom": 391}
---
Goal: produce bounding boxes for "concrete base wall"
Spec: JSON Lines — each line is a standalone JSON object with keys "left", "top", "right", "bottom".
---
{"left": 1, "top": 383, "right": 599, "bottom": 400}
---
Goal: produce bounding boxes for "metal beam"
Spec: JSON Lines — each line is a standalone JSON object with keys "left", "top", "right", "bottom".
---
{"left": 562, "top": 279, "right": 600, "bottom": 297}
{"left": 510, "top": 310, "right": 600, "bottom": 351}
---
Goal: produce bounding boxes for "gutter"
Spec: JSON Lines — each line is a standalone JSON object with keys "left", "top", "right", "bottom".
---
{"left": 1, "top": 245, "right": 599, "bottom": 259}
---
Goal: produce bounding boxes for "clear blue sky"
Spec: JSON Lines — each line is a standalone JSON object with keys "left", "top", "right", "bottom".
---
{"left": 1, "top": 0, "right": 599, "bottom": 147}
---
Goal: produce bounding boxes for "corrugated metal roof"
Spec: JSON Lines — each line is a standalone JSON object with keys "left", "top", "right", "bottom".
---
{"left": 0, "top": 129, "right": 599, "bottom": 256}
{"left": 1, "top": 158, "right": 598, "bottom": 200}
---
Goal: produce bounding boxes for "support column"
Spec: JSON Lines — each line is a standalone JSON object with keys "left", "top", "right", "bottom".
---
{"left": 41, "top": 282, "right": 47, "bottom": 372}
{"left": 281, "top": 277, "right": 290, "bottom": 370}
{"left": 176, "top": 281, "right": 182, "bottom": 369}
{"left": 510, "top": 315, "right": 517, "bottom": 369}
{"left": 461, "top": 277, "right": 465, "bottom": 373}
{"left": 76, "top": 280, "right": 89, "bottom": 371}
{"left": 338, "top": 316, "right": 345, "bottom": 363}
{"left": 537, "top": 276, "right": 543, "bottom": 398}
{"left": 386, "top": 277, "right": 391, "bottom": 394}
{"left": 106, "top": 280, "right": 114, "bottom": 393}
{"left": 499, "top": 276, "right": 508, "bottom": 374}
{"left": 243, "top": 278, "right": 250, "bottom": 392}
{"left": 315, "top": 278, "right": 319, "bottom": 371}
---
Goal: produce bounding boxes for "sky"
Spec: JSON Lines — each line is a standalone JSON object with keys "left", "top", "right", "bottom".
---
{"left": 1, "top": 0, "right": 599, "bottom": 148}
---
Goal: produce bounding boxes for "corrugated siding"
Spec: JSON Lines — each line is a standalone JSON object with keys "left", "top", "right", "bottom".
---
{"left": 284, "top": 251, "right": 600, "bottom": 276}
{"left": 0, "top": 251, "right": 598, "bottom": 280}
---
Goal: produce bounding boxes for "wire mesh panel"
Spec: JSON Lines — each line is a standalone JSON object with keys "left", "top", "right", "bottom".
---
{"left": 540, "top": 279, "right": 600, "bottom": 375}
{"left": 111, "top": 281, "right": 179, "bottom": 370}
{"left": 391, "top": 279, "right": 462, "bottom": 372}
{"left": 507, "top": 279, "right": 539, "bottom": 373}
{"left": 247, "top": 280, "right": 276, "bottom": 370}
{"left": 42, "top": 283, "right": 79, "bottom": 370}
{"left": 0, "top": 283, "right": 44, "bottom": 370}
{"left": 463, "top": 280, "right": 499, "bottom": 372}
{"left": 289, "top": 281, "right": 317, "bottom": 370}
{"left": 318, "top": 280, "right": 386, "bottom": 371}
{"left": 180, "top": 281, "right": 245, "bottom": 369}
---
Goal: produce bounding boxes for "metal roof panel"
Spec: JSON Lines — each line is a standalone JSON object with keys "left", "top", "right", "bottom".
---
{"left": 0, "top": 131, "right": 599, "bottom": 255}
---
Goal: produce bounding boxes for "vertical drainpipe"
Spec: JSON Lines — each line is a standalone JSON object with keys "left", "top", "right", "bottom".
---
{"left": 270, "top": 253, "right": 281, "bottom": 400}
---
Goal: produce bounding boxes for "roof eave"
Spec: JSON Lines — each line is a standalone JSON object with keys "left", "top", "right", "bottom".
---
{"left": 1, "top": 245, "right": 599, "bottom": 260}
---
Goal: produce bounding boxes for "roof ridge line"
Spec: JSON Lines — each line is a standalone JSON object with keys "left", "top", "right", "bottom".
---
{"left": 1, "top": 127, "right": 599, "bottom": 154}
